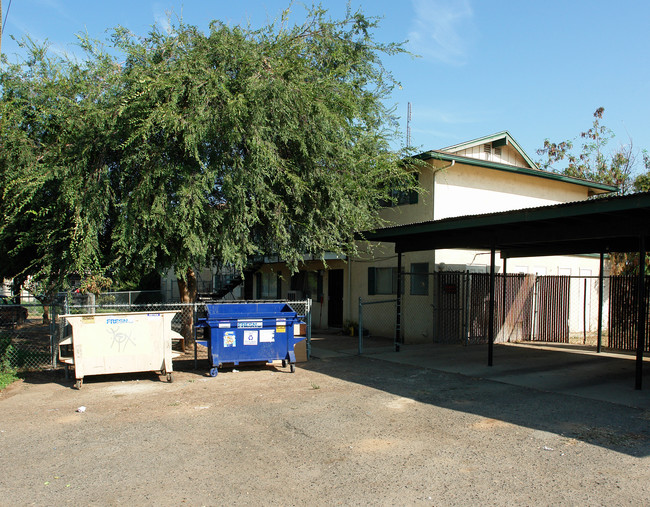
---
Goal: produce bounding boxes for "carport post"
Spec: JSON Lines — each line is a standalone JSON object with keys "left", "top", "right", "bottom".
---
{"left": 488, "top": 248, "right": 496, "bottom": 367}
{"left": 395, "top": 251, "right": 402, "bottom": 352}
{"left": 635, "top": 237, "right": 646, "bottom": 390}
{"left": 502, "top": 258, "right": 507, "bottom": 329}
{"left": 597, "top": 252, "right": 604, "bottom": 353}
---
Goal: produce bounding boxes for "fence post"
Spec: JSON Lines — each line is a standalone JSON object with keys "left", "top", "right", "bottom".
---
{"left": 49, "top": 303, "right": 56, "bottom": 369}
{"left": 635, "top": 237, "right": 645, "bottom": 390}
{"left": 306, "top": 299, "right": 312, "bottom": 360}
{"left": 358, "top": 297, "right": 363, "bottom": 355}
{"left": 502, "top": 259, "right": 508, "bottom": 331}
{"left": 395, "top": 252, "right": 402, "bottom": 352}
{"left": 531, "top": 276, "right": 539, "bottom": 341}
{"left": 583, "top": 278, "right": 588, "bottom": 345}
{"left": 193, "top": 302, "right": 198, "bottom": 369}
{"left": 597, "top": 253, "right": 604, "bottom": 353}
{"left": 463, "top": 272, "right": 470, "bottom": 346}
{"left": 488, "top": 248, "right": 496, "bottom": 366}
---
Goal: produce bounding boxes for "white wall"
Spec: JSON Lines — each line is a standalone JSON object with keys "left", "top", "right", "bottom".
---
{"left": 433, "top": 163, "right": 590, "bottom": 220}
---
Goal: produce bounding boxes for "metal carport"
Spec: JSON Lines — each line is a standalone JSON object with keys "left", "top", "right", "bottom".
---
{"left": 360, "top": 192, "right": 650, "bottom": 389}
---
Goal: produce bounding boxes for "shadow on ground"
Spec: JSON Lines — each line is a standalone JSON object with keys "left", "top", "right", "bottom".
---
{"left": 303, "top": 332, "right": 650, "bottom": 457}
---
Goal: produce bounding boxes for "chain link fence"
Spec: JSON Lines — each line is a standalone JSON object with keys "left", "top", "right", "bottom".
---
{"left": 1, "top": 295, "right": 311, "bottom": 374}
{"left": 1, "top": 302, "right": 57, "bottom": 371}
{"left": 357, "top": 298, "right": 397, "bottom": 353}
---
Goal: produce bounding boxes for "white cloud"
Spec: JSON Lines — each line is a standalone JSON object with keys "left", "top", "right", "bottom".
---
{"left": 408, "top": 0, "right": 474, "bottom": 66}
{"left": 153, "top": 3, "right": 173, "bottom": 34}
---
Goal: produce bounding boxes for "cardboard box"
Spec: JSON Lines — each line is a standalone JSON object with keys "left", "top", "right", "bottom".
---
{"left": 293, "top": 323, "right": 307, "bottom": 336}
{"left": 294, "top": 338, "right": 308, "bottom": 363}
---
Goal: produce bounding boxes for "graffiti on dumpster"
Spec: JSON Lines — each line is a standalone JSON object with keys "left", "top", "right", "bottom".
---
{"left": 107, "top": 327, "right": 136, "bottom": 352}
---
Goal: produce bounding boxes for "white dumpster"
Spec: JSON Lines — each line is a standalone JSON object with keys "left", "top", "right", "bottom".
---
{"left": 58, "top": 311, "right": 183, "bottom": 389}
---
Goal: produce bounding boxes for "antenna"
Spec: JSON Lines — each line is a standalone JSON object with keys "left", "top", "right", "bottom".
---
{"left": 406, "top": 102, "right": 412, "bottom": 147}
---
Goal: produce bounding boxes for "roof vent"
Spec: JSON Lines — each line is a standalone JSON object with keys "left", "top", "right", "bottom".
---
{"left": 483, "top": 144, "right": 491, "bottom": 154}
{"left": 494, "top": 147, "right": 502, "bottom": 156}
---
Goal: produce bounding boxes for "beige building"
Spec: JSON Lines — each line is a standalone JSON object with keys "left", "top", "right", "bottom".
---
{"left": 164, "top": 132, "right": 616, "bottom": 342}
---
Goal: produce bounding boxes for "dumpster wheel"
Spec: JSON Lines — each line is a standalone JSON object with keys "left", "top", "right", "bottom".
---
{"left": 290, "top": 363, "right": 296, "bottom": 373}
{"left": 166, "top": 372, "right": 174, "bottom": 383}
{"left": 282, "top": 360, "right": 287, "bottom": 368}
{"left": 209, "top": 367, "right": 219, "bottom": 377}
{"left": 75, "top": 379, "right": 82, "bottom": 390}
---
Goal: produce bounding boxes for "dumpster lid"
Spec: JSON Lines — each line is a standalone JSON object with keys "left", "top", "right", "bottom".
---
{"left": 205, "top": 303, "right": 298, "bottom": 320}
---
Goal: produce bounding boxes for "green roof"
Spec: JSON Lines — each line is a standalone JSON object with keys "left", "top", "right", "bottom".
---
{"left": 418, "top": 131, "right": 618, "bottom": 195}
{"left": 417, "top": 151, "right": 617, "bottom": 195}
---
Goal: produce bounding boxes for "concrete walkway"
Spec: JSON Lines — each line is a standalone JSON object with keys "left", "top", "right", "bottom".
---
{"left": 310, "top": 335, "right": 650, "bottom": 410}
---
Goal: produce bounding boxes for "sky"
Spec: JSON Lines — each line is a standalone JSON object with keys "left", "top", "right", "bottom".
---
{"left": 2, "top": 0, "right": 649, "bottom": 170}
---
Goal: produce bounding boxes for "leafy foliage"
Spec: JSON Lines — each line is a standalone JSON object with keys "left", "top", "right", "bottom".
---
{"left": 0, "top": 5, "right": 414, "bottom": 296}
{"left": 536, "top": 107, "right": 635, "bottom": 193}
{"left": 632, "top": 151, "right": 650, "bottom": 192}
{"left": 0, "top": 335, "right": 18, "bottom": 391}
{"left": 0, "top": 37, "right": 121, "bottom": 295}
{"left": 537, "top": 108, "right": 650, "bottom": 275}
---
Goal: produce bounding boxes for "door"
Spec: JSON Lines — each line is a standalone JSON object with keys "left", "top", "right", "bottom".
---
{"left": 328, "top": 269, "right": 344, "bottom": 328}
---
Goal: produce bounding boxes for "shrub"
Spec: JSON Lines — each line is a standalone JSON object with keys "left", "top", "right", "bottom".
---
{"left": 0, "top": 335, "right": 19, "bottom": 390}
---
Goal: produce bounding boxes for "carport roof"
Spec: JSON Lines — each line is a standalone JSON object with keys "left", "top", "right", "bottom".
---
{"left": 360, "top": 192, "right": 650, "bottom": 258}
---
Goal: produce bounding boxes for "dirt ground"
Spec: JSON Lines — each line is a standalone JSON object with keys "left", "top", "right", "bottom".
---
{"left": 1, "top": 342, "right": 650, "bottom": 506}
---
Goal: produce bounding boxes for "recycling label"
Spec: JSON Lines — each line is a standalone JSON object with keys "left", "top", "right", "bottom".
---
{"left": 243, "top": 330, "right": 259, "bottom": 346}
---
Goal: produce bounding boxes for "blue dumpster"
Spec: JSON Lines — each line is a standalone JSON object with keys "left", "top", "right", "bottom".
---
{"left": 198, "top": 303, "right": 305, "bottom": 376}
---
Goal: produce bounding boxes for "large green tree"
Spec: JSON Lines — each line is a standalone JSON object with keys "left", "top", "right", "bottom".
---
{"left": 0, "top": 6, "right": 414, "bottom": 323}
{"left": 0, "top": 39, "right": 121, "bottom": 311}
{"left": 110, "top": 7, "right": 413, "bottom": 303}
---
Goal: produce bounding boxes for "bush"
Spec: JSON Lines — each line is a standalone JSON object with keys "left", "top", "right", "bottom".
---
{"left": 0, "top": 335, "right": 18, "bottom": 390}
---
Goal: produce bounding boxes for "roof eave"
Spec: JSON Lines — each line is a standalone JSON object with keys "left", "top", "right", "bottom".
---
{"left": 416, "top": 151, "right": 617, "bottom": 194}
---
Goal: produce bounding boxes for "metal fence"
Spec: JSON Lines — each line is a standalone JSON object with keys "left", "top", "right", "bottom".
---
{"left": 359, "top": 272, "right": 647, "bottom": 352}
{"left": 357, "top": 298, "right": 397, "bottom": 353}
{"left": 1, "top": 297, "right": 312, "bottom": 373}
{"left": 1, "top": 302, "right": 57, "bottom": 371}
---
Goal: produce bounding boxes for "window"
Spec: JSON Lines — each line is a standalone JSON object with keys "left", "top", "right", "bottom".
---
{"left": 380, "top": 172, "right": 419, "bottom": 207}
{"left": 368, "top": 267, "right": 401, "bottom": 295}
{"left": 290, "top": 271, "right": 323, "bottom": 300}
{"left": 256, "top": 271, "right": 282, "bottom": 299}
{"left": 410, "top": 263, "right": 429, "bottom": 295}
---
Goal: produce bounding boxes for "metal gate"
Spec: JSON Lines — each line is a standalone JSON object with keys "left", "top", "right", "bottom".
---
{"left": 532, "top": 276, "right": 570, "bottom": 342}
{"left": 608, "top": 275, "right": 650, "bottom": 352}
{"left": 434, "top": 272, "right": 465, "bottom": 343}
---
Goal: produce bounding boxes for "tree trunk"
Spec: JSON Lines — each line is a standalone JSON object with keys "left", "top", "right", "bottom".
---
{"left": 177, "top": 268, "right": 198, "bottom": 350}
{"left": 38, "top": 298, "right": 50, "bottom": 324}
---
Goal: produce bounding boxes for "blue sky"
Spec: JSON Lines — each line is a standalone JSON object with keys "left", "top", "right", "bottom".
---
{"left": 2, "top": 0, "right": 649, "bottom": 170}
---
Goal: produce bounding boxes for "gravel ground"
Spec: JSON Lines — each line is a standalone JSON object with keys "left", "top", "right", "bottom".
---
{"left": 1, "top": 353, "right": 649, "bottom": 506}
